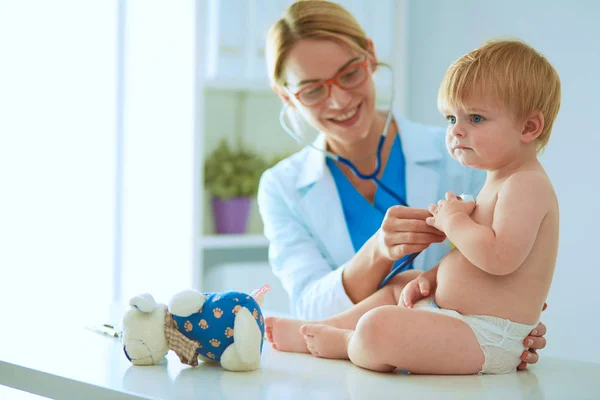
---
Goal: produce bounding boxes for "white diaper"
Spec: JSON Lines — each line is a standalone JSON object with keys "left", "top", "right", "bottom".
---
{"left": 413, "top": 297, "right": 538, "bottom": 374}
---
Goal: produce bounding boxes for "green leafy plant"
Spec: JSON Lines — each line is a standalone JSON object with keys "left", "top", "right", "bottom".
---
{"left": 204, "top": 139, "right": 270, "bottom": 199}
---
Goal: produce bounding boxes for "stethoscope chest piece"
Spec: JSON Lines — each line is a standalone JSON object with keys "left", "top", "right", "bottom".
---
{"left": 457, "top": 193, "right": 476, "bottom": 203}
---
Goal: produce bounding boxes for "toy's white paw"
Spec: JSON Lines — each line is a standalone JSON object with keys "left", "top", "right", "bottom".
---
{"left": 232, "top": 307, "right": 262, "bottom": 365}
{"left": 129, "top": 293, "right": 156, "bottom": 313}
{"left": 169, "top": 289, "right": 206, "bottom": 317}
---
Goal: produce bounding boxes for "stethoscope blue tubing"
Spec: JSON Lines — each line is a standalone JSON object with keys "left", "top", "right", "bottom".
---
{"left": 335, "top": 135, "right": 419, "bottom": 288}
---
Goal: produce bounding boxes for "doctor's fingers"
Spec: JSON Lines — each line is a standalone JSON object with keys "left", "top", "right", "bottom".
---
{"left": 382, "top": 218, "right": 445, "bottom": 236}
{"left": 389, "top": 243, "right": 430, "bottom": 259}
{"left": 531, "top": 321, "right": 547, "bottom": 337}
{"left": 385, "top": 206, "right": 432, "bottom": 221}
{"left": 382, "top": 232, "right": 446, "bottom": 246}
{"left": 520, "top": 349, "right": 539, "bottom": 366}
{"left": 525, "top": 336, "right": 546, "bottom": 351}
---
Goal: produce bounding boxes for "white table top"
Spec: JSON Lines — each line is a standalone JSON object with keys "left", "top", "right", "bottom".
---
{"left": 1, "top": 307, "right": 600, "bottom": 400}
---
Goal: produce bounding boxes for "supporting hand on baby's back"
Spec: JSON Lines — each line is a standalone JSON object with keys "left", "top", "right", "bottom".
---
{"left": 518, "top": 303, "right": 549, "bottom": 370}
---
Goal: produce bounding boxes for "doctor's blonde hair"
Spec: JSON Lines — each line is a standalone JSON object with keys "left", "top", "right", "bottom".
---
{"left": 438, "top": 39, "right": 561, "bottom": 153}
{"left": 266, "top": 0, "right": 370, "bottom": 87}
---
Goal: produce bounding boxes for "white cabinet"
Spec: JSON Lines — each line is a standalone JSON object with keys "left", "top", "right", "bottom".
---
{"left": 205, "top": 0, "right": 293, "bottom": 88}
{"left": 204, "top": 0, "right": 397, "bottom": 91}
{"left": 205, "top": 0, "right": 247, "bottom": 80}
{"left": 338, "top": 0, "right": 397, "bottom": 96}
{"left": 337, "top": 0, "right": 395, "bottom": 63}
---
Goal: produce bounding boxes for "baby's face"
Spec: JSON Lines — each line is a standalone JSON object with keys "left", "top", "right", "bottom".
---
{"left": 442, "top": 94, "right": 523, "bottom": 170}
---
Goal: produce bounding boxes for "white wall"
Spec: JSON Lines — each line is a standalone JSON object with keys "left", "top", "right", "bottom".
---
{"left": 405, "top": 0, "right": 600, "bottom": 363}
{"left": 120, "top": 0, "right": 198, "bottom": 302}
{"left": 0, "top": 0, "right": 117, "bottom": 316}
{"left": 0, "top": 0, "right": 203, "bottom": 317}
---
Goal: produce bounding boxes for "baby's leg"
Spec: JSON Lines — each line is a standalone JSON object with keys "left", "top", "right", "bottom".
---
{"left": 346, "top": 305, "right": 484, "bottom": 374}
{"left": 265, "top": 270, "right": 420, "bottom": 353}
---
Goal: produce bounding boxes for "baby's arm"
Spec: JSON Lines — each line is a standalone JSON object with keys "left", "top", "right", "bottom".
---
{"left": 437, "top": 172, "right": 553, "bottom": 275}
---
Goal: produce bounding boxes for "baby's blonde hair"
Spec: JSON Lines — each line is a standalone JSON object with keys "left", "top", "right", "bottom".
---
{"left": 266, "top": 0, "right": 369, "bottom": 87}
{"left": 438, "top": 39, "right": 561, "bottom": 152}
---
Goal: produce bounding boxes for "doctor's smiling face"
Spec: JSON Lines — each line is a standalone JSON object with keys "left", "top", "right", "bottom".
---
{"left": 278, "top": 39, "right": 379, "bottom": 150}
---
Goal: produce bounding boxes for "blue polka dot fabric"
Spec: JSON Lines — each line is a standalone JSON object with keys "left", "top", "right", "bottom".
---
{"left": 171, "top": 291, "right": 265, "bottom": 362}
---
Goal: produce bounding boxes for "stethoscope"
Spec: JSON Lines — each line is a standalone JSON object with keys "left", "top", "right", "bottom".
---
{"left": 338, "top": 133, "right": 420, "bottom": 289}
{"left": 278, "top": 65, "right": 419, "bottom": 288}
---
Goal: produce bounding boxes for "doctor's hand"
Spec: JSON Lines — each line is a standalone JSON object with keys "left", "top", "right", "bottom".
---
{"left": 376, "top": 206, "right": 446, "bottom": 261}
{"left": 518, "top": 303, "right": 548, "bottom": 370}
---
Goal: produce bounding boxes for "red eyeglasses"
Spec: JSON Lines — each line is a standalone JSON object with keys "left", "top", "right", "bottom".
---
{"left": 288, "top": 58, "right": 371, "bottom": 107}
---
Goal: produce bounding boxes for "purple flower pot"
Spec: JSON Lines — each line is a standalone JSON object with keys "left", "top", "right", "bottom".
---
{"left": 211, "top": 196, "right": 251, "bottom": 234}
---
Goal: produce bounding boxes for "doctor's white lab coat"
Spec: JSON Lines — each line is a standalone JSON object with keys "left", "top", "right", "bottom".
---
{"left": 257, "top": 114, "right": 485, "bottom": 319}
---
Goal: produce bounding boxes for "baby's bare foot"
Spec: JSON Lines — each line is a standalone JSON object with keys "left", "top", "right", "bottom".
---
{"left": 300, "top": 324, "right": 353, "bottom": 360}
{"left": 264, "top": 316, "right": 311, "bottom": 353}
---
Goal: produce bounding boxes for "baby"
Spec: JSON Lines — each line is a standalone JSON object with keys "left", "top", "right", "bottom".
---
{"left": 264, "top": 39, "right": 560, "bottom": 375}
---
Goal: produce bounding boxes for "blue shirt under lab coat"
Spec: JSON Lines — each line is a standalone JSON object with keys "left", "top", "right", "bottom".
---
{"left": 257, "top": 113, "right": 485, "bottom": 320}
{"left": 327, "top": 134, "right": 413, "bottom": 272}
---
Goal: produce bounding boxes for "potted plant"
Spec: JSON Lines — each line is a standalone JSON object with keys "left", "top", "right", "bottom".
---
{"left": 204, "top": 139, "right": 270, "bottom": 234}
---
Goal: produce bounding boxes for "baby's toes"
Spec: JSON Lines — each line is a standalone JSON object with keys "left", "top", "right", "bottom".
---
{"left": 304, "top": 335, "right": 315, "bottom": 351}
{"left": 265, "top": 328, "right": 273, "bottom": 342}
{"left": 306, "top": 342, "right": 319, "bottom": 357}
{"left": 303, "top": 334, "right": 312, "bottom": 346}
{"left": 300, "top": 323, "right": 320, "bottom": 336}
{"left": 300, "top": 324, "right": 311, "bottom": 336}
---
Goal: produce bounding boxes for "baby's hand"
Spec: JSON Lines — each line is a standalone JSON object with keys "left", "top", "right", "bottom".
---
{"left": 426, "top": 191, "right": 476, "bottom": 232}
{"left": 399, "top": 274, "right": 432, "bottom": 308}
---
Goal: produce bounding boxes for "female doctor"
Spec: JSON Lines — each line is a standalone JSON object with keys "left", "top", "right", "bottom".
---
{"left": 256, "top": 0, "right": 546, "bottom": 368}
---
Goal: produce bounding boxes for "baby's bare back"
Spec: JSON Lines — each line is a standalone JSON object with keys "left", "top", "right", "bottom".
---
{"left": 435, "top": 174, "right": 559, "bottom": 325}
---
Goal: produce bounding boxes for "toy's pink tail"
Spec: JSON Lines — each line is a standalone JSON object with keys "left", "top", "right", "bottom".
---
{"left": 250, "top": 284, "right": 271, "bottom": 307}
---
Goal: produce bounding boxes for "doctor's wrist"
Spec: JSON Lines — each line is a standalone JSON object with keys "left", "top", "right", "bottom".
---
{"left": 370, "top": 232, "right": 396, "bottom": 268}
{"left": 342, "top": 234, "right": 396, "bottom": 303}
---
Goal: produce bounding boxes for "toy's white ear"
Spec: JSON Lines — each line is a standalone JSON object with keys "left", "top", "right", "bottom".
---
{"left": 169, "top": 290, "right": 206, "bottom": 317}
{"left": 129, "top": 293, "right": 157, "bottom": 313}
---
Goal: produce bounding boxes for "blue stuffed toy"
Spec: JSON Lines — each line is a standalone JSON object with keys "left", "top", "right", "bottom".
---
{"left": 121, "top": 288, "right": 266, "bottom": 372}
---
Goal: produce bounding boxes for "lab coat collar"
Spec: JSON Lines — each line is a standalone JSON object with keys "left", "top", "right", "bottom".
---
{"left": 296, "top": 134, "right": 328, "bottom": 189}
{"left": 295, "top": 111, "right": 443, "bottom": 190}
